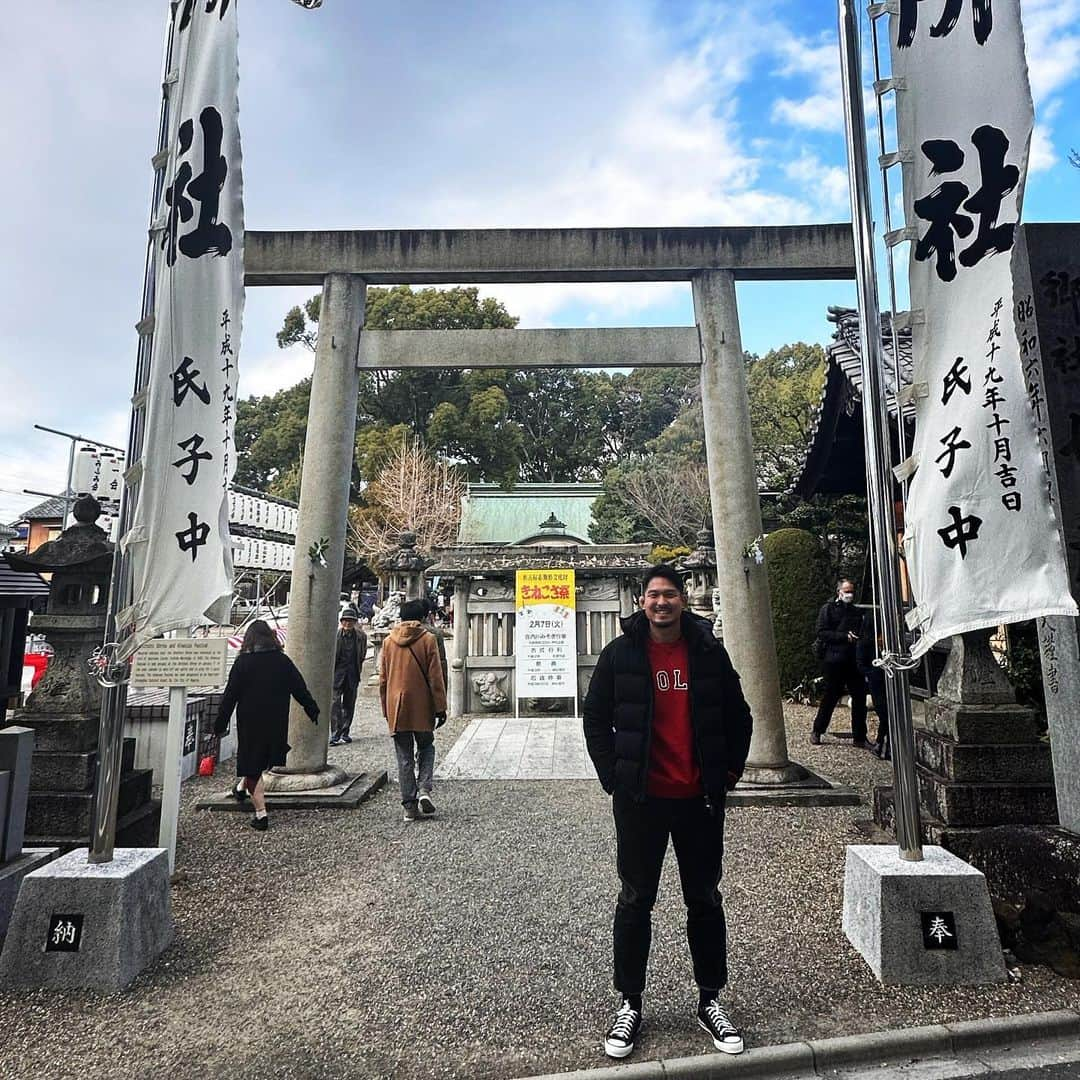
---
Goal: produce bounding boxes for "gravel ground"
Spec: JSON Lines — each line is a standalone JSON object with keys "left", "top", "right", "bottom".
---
{"left": 0, "top": 698, "right": 1077, "bottom": 1080}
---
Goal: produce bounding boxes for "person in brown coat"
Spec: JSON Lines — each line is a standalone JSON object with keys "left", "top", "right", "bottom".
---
{"left": 380, "top": 598, "right": 448, "bottom": 822}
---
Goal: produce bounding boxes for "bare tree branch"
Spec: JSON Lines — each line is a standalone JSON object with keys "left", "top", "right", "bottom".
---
{"left": 619, "top": 458, "right": 711, "bottom": 546}
{"left": 348, "top": 436, "right": 466, "bottom": 565}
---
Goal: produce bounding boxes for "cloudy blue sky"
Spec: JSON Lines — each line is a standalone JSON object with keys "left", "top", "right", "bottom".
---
{"left": 2, "top": 0, "right": 1079, "bottom": 523}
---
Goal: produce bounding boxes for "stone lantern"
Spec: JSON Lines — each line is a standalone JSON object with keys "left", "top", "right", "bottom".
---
{"left": 7, "top": 496, "right": 113, "bottom": 717}
{"left": 7, "top": 496, "right": 157, "bottom": 848}
{"left": 364, "top": 532, "right": 436, "bottom": 699}
{"left": 379, "top": 531, "right": 434, "bottom": 602}
{"left": 681, "top": 526, "right": 719, "bottom": 629}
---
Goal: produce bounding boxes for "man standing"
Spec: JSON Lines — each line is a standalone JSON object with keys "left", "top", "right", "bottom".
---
{"left": 380, "top": 598, "right": 447, "bottom": 821}
{"left": 810, "top": 579, "right": 868, "bottom": 747}
{"left": 329, "top": 606, "right": 367, "bottom": 747}
{"left": 583, "top": 565, "right": 753, "bottom": 1060}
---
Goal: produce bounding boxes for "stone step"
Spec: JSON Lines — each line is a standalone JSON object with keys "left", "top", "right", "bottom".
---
{"left": 916, "top": 767, "right": 1058, "bottom": 828}
{"left": 25, "top": 768, "right": 153, "bottom": 840}
{"left": 920, "top": 700, "right": 1042, "bottom": 744}
{"left": 116, "top": 800, "right": 162, "bottom": 848}
{"left": 13, "top": 714, "right": 99, "bottom": 753}
{"left": 915, "top": 729, "right": 1054, "bottom": 784}
{"left": 922, "top": 821, "right": 987, "bottom": 862}
{"left": 873, "top": 787, "right": 991, "bottom": 860}
{"left": 29, "top": 738, "right": 136, "bottom": 793}
{"left": 25, "top": 799, "right": 162, "bottom": 854}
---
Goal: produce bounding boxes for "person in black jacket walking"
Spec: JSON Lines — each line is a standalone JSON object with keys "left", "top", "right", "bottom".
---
{"left": 583, "top": 565, "right": 753, "bottom": 1061}
{"left": 810, "top": 579, "right": 869, "bottom": 747}
{"left": 215, "top": 620, "right": 320, "bottom": 831}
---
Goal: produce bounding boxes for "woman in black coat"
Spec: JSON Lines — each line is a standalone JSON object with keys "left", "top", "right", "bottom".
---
{"left": 215, "top": 620, "right": 319, "bottom": 831}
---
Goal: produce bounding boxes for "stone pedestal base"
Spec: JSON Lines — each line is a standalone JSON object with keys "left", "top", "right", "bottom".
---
{"left": 740, "top": 761, "right": 810, "bottom": 786}
{"left": 843, "top": 844, "right": 1006, "bottom": 985}
{"left": 0, "top": 847, "right": 173, "bottom": 991}
{"left": 262, "top": 763, "right": 348, "bottom": 793}
{"left": 0, "top": 847, "right": 59, "bottom": 939}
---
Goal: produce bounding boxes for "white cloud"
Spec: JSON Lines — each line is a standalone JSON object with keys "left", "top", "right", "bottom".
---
{"left": 1029, "top": 122, "right": 1058, "bottom": 174}
{"left": 768, "top": 33, "right": 844, "bottom": 135}
{"left": 783, "top": 152, "right": 851, "bottom": 213}
{"left": 772, "top": 93, "right": 844, "bottom": 134}
{"left": 1023, "top": 0, "right": 1080, "bottom": 104}
{"left": 241, "top": 347, "right": 315, "bottom": 400}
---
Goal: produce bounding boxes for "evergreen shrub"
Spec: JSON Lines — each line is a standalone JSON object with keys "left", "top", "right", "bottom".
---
{"left": 764, "top": 528, "right": 833, "bottom": 693}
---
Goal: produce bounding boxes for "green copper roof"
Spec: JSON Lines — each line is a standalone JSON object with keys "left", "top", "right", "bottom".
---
{"left": 458, "top": 483, "right": 601, "bottom": 544}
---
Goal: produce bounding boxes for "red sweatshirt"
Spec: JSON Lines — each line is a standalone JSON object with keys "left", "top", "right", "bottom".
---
{"left": 645, "top": 636, "right": 702, "bottom": 798}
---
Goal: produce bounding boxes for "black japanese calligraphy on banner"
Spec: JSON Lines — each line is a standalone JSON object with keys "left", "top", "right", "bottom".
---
{"left": 914, "top": 127, "right": 1019, "bottom": 283}
{"left": 162, "top": 109, "right": 233, "bottom": 267}
{"left": 891, "top": 0, "right": 1076, "bottom": 658}
{"left": 122, "top": 0, "right": 243, "bottom": 653}
{"left": 898, "top": 0, "right": 993, "bottom": 49}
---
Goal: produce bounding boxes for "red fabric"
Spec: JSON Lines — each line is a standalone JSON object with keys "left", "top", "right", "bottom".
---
{"left": 645, "top": 637, "right": 701, "bottom": 798}
{"left": 24, "top": 653, "right": 48, "bottom": 688}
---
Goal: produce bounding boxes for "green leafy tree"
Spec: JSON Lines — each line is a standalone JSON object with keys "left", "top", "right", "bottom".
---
{"left": 233, "top": 377, "right": 311, "bottom": 496}
{"left": 746, "top": 343, "right": 826, "bottom": 490}
{"left": 239, "top": 286, "right": 520, "bottom": 496}
{"left": 764, "top": 528, "right": 833, "bottom": 693}
{"left": 591, "top": 343, "right": 828, "bottom": 549}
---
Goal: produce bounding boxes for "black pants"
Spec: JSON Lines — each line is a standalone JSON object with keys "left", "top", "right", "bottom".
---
{"left": 812, "top": 660, "right": 868, "bottom": 742}
{"left": 331, "top": 670, "right": 359, "bottom": 739}
{"left": 612, "top": 791, "right": 727, "bottom": 996}
{"left": 861, "top": 665, "right": 888, "bottom": 747}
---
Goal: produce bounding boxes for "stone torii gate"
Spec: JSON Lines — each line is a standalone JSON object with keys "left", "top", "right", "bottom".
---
{"left": 244, "top": 226, "right": 855, "bottom": 791}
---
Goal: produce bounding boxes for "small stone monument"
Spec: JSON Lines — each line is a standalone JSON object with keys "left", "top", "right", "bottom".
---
{"left": 0, "top": 846, "right": 173, "bottom": 991}
{"left": 0, "top": 726, "right": 58, "bottom": 939}
{"left": 847, "top": 629, "right": 1017, "bottom": 985}
{"left": 843, "top": 844, "right": 1006, "bottom": 984}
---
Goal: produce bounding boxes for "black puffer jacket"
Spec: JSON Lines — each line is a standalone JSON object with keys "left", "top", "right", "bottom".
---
{"left": 815, "top": 599, "right": 863, "bottom": 665}
{"left": 582, "top": 610, "right": 753, "bottom": 803}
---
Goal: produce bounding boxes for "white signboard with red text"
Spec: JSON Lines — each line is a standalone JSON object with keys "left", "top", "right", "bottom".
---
{"left": 514, "top": 569, "right": 577, "bottom": 701}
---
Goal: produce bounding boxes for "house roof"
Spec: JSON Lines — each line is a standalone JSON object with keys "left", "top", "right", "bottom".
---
{"left": 789, "top": 308, "right": 913, "bottom": 500}
{"left": 458, "top": 483, "right": 602, "bottom": 545}
{"left": 431, "top": 543, "right": 652, "bottom": 575}
{"left": 8, "top": 494, "right": 67, "bottom": 527}
{"left": 0, "top": 554, "right": 50, "bottom": 603}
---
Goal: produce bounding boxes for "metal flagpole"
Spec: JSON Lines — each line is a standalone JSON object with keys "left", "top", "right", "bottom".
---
{"left": 837, "top": 0, "right": 923, "bottom": 860}
{"left": 88, "top": 4, "right": 178, "bottom": 864}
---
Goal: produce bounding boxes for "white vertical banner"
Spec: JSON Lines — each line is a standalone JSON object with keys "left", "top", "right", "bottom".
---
{"left": 891, "top": 0, "right": 1076, "bottom": 656}
{"left": 121, "top": 0, "right": 243, "bottom": 651}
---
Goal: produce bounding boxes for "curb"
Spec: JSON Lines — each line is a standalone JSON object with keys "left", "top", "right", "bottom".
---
{"left": 515, "top": 1009, "right": 1080, "bottom": 1080}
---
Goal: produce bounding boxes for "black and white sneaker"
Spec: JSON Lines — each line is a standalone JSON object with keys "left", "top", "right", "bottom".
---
{"left": 418, "top": 793, "right": 436, "bottom": 816}
{"left": 698, "top": 999, "right": 743, "bottom": 1055}
{"left": 603, "top": 1001, "right": 641, "bottom": 1059}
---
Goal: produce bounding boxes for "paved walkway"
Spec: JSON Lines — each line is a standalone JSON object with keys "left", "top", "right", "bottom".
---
{"left": 437, "top": 715, "right": 596, "bottom": 780}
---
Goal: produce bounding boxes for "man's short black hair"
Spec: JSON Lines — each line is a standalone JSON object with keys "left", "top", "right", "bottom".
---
{"left": 641, "top": 564, "right": 686, "bottom": 595}
{"left": 399, "top": 599, "right": 427, "bottom": 622}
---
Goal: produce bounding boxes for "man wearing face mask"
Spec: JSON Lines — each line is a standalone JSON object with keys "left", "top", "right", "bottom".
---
{"left": 810, "top": 579, "right": 869, "bottom": 748}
